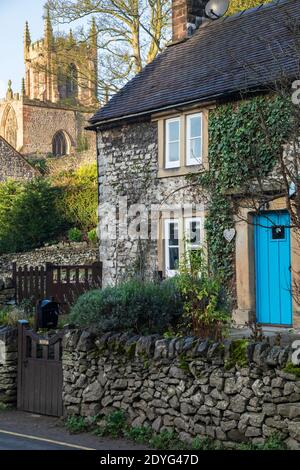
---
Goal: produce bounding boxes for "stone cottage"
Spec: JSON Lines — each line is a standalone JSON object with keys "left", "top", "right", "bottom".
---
{"left": 88, "top": 0, "right": 300, "bottom": 328}
{"left": 0, "top": 9, "right": 98, "bottom": 158}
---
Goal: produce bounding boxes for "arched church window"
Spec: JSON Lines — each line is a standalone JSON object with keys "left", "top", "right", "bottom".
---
{"left": 66, "top": 64, "right": 78, "bottom": 99}
{"left": 52, "top": 131, "right": 68, "bottom": 157}
{"left": 4, "top": 106, "right": 17, "bottom": 149}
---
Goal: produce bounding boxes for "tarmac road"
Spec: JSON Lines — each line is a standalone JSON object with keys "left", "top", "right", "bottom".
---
{"left": 0, "top": 429, "right": 94, "bottom": 450}
{"left": 0, "top": 410, "right": 148, "bottom": 451}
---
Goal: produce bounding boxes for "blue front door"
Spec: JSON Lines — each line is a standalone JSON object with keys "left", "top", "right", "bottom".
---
{"left": 254, "top": 211, "right": 292, "bottom": 325}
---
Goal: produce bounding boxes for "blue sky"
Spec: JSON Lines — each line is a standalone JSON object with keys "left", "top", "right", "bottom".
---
{"left": 0, "top": 0, "right": 86, "bottom": 98}
{"left": 0, "top": 0, "right": 47, "bottom": 97}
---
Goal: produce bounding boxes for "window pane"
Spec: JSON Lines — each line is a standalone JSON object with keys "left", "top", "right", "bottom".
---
{"left": 168, "top": 120, "right": 179, "bottom": 141}
{"left": 190, "top": 137, "right": 201, "bottom": 161}
{"left": 190, "top": 115, "right": 201, "bottom": 138}
{"left": 168, "top": 142, "right": 179, "bottom": 162}
{"left": 169, "top": 222, "right": 179, "bottom": 246}
{"left": 169, "top": 247, "right": 179, "bottom": 270}
{"left": 189, "top": 220, "right": 200, "bottom": 245}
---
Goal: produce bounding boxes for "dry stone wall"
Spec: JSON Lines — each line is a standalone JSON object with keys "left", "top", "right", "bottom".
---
{"left": 0, "top": 242, "right": 99, "bottom": 279}
{"left": 0, "top": 327, "right": 18, "bottom": 405}
{"left": 63, "top": 330, "right": 300, "bottom": 449}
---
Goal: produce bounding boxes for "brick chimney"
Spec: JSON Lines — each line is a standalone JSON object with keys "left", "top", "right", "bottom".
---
{"left": 172, "top": 0, "right": 206, "bottom": 42}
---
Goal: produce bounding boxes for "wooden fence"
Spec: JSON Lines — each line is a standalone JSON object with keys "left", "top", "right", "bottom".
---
{"left": 12, "top": 262, "right": 102, "bottom": 312}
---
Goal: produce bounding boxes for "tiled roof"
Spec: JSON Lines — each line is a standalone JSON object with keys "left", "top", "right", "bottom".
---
{"left": 89, "top": 0, "right": 300, "bottom": 128}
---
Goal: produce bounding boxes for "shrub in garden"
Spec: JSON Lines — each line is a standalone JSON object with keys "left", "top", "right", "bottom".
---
{"left": 175, "top": 248, "right": 230, "bottom": 340}
{"left": 68, "top": 227, "right": 83, "bottom": 242}
{"left": 54, "top": 163, "right": 98, "bottom": 233}
{"left": 0, "top": 305, "right": 34, "bottom": 327}
{"left": 0, "top": 178, "right": 65, "bottom": 253}
{"left": 27, "top": 158, "right": 49, "bottom": 175}
{"left": 70, "top": 278, "right": 183, "bottom": 335}
{"left": 87, "top": 228, "right": 98, "bottom": 244}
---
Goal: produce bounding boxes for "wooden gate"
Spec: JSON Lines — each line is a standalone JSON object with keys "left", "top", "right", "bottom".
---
{"left": 17, "top": 321, "right": 64, "bottom": 417}
{"left": 13, "top": 261, "right": 102, "bottom": 313}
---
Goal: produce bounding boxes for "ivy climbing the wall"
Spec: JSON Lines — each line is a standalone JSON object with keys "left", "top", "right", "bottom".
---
{"left": 194, "top": 95, "right": 292, "bottom": 304}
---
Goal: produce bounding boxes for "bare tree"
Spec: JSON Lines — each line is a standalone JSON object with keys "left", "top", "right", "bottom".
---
{"left": 46, "top": 0, "right": 171, "bottom": 101}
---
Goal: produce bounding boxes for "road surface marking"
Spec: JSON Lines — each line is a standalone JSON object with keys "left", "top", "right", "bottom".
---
{"left": 0, "top": 429, "right": 95, "bottom": 450}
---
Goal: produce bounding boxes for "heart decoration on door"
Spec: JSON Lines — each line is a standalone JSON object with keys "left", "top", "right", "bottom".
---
{"left": 223, "top": 228, "right": 236, "bottom": 242}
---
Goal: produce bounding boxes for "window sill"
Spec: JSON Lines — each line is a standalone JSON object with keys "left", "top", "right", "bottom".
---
{"left": 158, "top": 164, "right": 204, "bottom": 179}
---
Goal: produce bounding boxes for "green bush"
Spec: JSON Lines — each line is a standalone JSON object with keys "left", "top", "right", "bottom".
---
{"left": 123, "top": 426, "right": 153, "bottom": 444}
{"left": 0, "top": 306, "right": 34, "bottom": 327}
{"left": 96, "top": 411, "right": 127, "bottom": 438}
{"left": 68, "top": 227, "right": 83, "bottom": 242}
{"left": 149, "top": 431, "right": 184, "bottom": 450}
{"left": 175, "top": 248, "right": 230, "bottom": 340}
{"left": 65, "top": 416, "right": 89, "bottom": 434}
{"left": 76, "top": 134, "right": 89, "bottom": 152}
{"left": 237, "top": 432, "right": 287, "bottom": 450}
{"left": 70, "top": 278, "right": 183, "bottom": 335}
{"left": 27, "top": 158, "right": 49, "bottom": 175}
{"left": 54, "top": 163, "right": 98, "bottom": 232}
{"left": 88, "top": 228, "right": 98, "bottom": 244}
{"left": 0, "top": 178, "right": 64, "bottom": 253}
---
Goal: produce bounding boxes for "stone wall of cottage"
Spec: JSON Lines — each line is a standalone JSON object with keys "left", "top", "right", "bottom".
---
{"left": 97, "top": 120, "right": 203, "bottom": 286}
{"left": 0, "top": 327, "right": 18, "bottom": 405}
{"left": 63, "top": 330, "right": 300, "bottom": 449}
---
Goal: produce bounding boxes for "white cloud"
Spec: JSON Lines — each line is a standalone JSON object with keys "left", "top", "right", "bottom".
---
{"left": 0, "top": 80, "right": 5, "bottom": 99}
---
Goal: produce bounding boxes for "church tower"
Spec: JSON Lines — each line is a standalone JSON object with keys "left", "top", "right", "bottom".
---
{"left": 23, "top": 9, "right": 98, "bottom": 107}
{"left": 0, "top": 8, "right": 98, "bottom": 159}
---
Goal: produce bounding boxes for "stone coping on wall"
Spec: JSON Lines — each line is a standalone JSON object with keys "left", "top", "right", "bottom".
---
{"left": 0, "top": 242, "right": 99, "bottom": 278}
{"left": 62, "top": 330, "right": 300, "bottom": 449}
{"left": 63, "top": 330, "right": 297, "bottom": 367}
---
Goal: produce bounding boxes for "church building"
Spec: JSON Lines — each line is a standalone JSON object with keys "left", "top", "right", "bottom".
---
{"left": 0, "top": 9, "right": 98, "bottom": 158}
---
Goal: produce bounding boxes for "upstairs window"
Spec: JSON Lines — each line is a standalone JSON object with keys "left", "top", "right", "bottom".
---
{"left": 158, "top": 111, "right": 205, "bottom": 176}
{"left": 165, "top": 118, "right": 180, "bottom": 168}
{"left": 186, "top": 113, "right": 202, "bottom": 166}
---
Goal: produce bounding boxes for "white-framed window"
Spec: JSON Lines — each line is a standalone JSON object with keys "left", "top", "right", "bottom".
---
{"left": 186, "top": 113, "right": 202, "bottom": 166}
{"left": 163, "top": 216, "right": 203, "bottom": 277}
{"left": 164, "top": 219, "right": 180, "bottom": 276}
{"left": 184, "top": 217, "right": 202, "bottom": 250}
{"left": 165, "top": 117, "right": 180, "bottom": 168}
